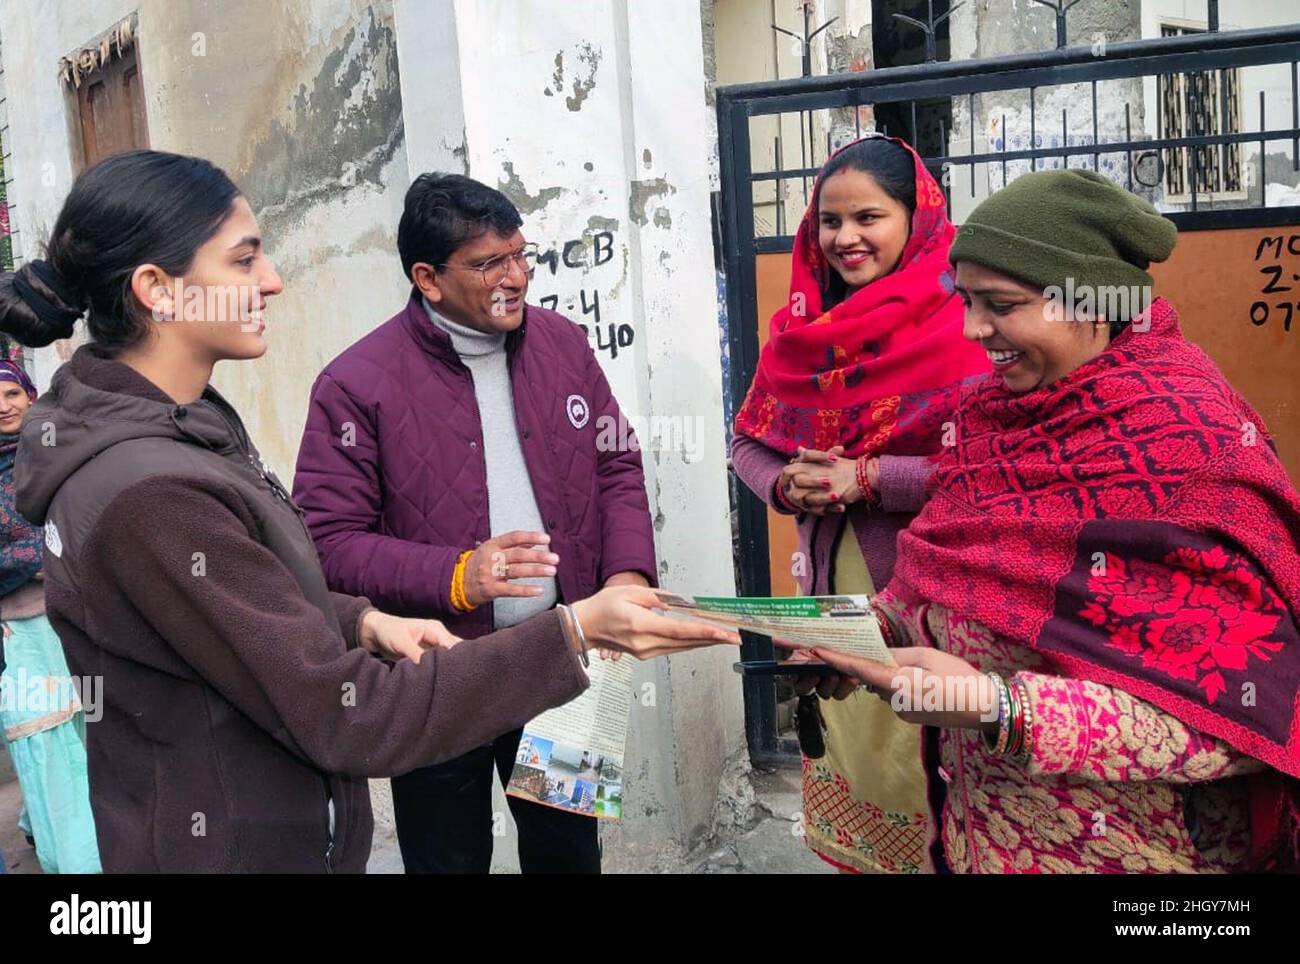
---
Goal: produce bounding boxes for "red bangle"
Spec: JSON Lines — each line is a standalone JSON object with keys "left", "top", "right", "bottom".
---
{"left": 775, "top": 478, "right": 799, "bottom": 512}
{"left": 856, "top": 457, "right": 880, "bottom": 507}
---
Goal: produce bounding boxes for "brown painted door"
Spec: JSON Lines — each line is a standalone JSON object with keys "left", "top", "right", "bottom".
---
{"left": 75, "top": 45, "right": 148, "bottom": 169}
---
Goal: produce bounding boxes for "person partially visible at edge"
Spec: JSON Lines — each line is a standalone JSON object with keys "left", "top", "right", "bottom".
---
{"left": 0, "top": 150, "right": 737, "bottom": 874}
{"left": 0, "top": 358, "right": 100, "bottom": 873}
{"left": 805, "top": 168, "right": 1300, "bottom": 873}
{"left": 293, "top": 173, "right": 658, "bottom": 875}
{"left": 729, "top": 134, "right": 990, "bottom": 874}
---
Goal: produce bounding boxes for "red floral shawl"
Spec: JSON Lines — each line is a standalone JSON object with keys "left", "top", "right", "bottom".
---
{"left": 889, "top": 298, "right": 1300, "bottom": 866}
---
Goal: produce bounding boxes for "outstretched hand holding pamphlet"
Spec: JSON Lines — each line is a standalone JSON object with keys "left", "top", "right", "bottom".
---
{"left": 650, "top": 591, "right": 895, "bottom": 665}
{"left": 504, "top": 592, "right": 738, "bottom": 826}
{"left": 507, "top": 591, "right": 892, "bottom": 820}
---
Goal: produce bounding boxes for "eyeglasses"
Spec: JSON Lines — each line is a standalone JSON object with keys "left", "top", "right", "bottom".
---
{"left": 438, "top": 243, "right": 538, "bottom": 288}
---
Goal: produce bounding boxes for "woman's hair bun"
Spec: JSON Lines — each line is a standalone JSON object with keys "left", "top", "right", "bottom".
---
{"left": 0, "top": 258, "right": 84, "bottom": 347}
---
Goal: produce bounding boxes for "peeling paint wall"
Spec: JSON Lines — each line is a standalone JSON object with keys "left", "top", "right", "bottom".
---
{"left": 823, "top": 1, "right": 875, "bottom": 150}
{"left": 621, "top": 0, "right": 744, "bottom": 854}
{"left": 1, "top": 0, "right": 411, "bottom": 476}
{"left": 138, "top": 0, "right": 410, "bottom": 478}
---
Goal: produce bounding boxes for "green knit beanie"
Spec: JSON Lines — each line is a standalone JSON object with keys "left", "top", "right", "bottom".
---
{"left": 949, "top": 169, "right": 1177, "bottom": 316}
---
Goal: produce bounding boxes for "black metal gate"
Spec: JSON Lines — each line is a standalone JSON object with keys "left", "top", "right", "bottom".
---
{"left": 717, "top": 19, "right": 1300, "bottom": 765}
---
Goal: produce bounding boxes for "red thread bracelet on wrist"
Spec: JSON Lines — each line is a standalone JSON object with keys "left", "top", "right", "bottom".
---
{"left": 856, "top": 457, "right": 880, "bottom": 507}
{"left": 775, "top": 479, "right": 799, "bottom": 512}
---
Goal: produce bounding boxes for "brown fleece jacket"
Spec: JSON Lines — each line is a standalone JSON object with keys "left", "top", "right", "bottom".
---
{"left": 14, "top": 346, "right": 588, "bottom": 873}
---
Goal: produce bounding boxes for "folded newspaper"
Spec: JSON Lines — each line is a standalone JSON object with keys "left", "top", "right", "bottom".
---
{"left": 507, "top": 592, "right": 893, "bottom": 820}
{"left": 507, "top": 652, "right": 631, "bottom": 820}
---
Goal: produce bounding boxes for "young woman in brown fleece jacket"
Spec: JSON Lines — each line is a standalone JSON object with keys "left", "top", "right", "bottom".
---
{"left": 0, "top": 150, "right": 737, "bottom": 873}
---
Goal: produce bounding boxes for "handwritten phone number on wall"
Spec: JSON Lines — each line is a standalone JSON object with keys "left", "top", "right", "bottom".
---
{"left": 1251, "top": 234, "right": 1300, "bottom": 332}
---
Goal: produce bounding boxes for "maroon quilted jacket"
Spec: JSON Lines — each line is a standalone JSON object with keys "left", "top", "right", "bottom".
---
{"left": 293, "top": 291, "right": 658, "bottom": 638}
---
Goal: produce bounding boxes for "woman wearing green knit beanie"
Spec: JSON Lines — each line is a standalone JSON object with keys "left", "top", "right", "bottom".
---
{"left": 948, "top": 168, "right": 1177, "bottom": 392}
{"left": 800, "top": 168, "right": 1300, "bottom": 874}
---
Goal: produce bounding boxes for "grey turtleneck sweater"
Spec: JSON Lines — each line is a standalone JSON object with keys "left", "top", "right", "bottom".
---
{"left": 424, "top": 299, "right": 557, "bottom": 628}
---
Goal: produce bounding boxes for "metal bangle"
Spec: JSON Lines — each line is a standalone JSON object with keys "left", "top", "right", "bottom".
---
{"left": 1012, "top": 677, "right": 1034, "bottom": 763}
{"left": 983, "top": 672, "right": 1010, "bottom": 755}
{"left": 560, "top": 604, "right": 590, "bottom": 669}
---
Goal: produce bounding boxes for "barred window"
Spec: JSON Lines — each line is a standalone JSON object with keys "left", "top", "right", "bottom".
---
{"left": 1160, "top": 22, "right": 1244, "bottom": 200}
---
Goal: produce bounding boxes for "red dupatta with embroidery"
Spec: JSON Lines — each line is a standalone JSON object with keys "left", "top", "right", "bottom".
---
{"left": 733, "top": 135, "right": 989, "bottom": 459}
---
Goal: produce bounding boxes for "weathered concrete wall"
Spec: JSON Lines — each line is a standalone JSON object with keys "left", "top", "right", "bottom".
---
{"left": 2, "top": 0, "right": 410, "bottom": 474}
{"left": 138, "top": 0, "right": 410, "bottom": 476}
{"left": 621, "top": 0, "right": 745, "bottom": 857}
{"left": 823, "top": 0, "right": 875, "bottom": 148}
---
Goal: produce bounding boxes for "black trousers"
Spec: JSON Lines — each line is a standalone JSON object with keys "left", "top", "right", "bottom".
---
{"left": 390, "top": 727, "right": 601, "bottom": 874}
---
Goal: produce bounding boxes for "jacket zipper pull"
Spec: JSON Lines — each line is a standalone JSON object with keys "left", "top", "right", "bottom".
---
{"left": 324, "top": 795, "right": 336, "bottom": 870}
{"left": 248, "top": 452, "right": 291, "bottom": 503}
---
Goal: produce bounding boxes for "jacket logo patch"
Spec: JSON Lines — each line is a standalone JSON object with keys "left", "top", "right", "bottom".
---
{"left": 45, "top": 520, "right": 63, "bottom": 558}
{"left": 566, "top": 394, "right": 590, "bottom": 430}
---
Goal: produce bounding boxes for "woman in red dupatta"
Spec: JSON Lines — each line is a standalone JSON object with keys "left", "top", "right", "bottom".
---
{"left": 730, "top": 135, "right": 988, "bottom": 873}
{"left": 810, "top": 168, "right": 1300, "bottom": 872}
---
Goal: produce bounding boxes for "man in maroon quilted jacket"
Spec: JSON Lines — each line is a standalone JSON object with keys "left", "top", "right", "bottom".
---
{"left": 293, "top": 173, "right": 657, "bottom": 873}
